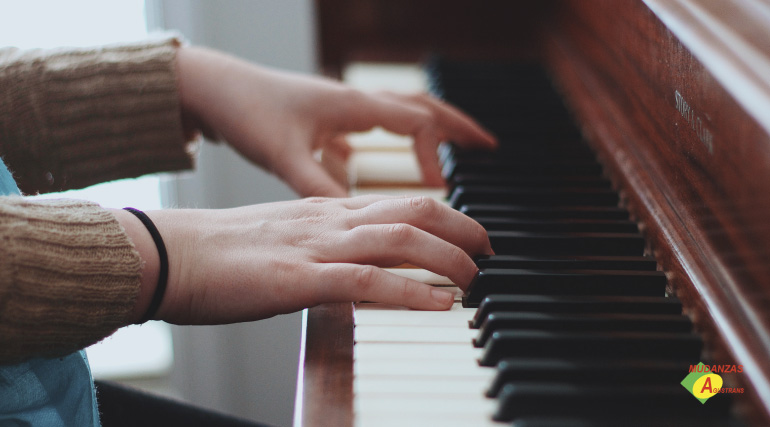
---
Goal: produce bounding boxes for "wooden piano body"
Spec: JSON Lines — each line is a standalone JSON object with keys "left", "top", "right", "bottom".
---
{"left": 297, "top": 1, "right": 770, "bottom": 425}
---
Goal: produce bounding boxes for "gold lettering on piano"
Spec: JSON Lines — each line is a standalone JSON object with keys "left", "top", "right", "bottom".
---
{"left": 675, "top": 90, "right": 714, "bottom": 154}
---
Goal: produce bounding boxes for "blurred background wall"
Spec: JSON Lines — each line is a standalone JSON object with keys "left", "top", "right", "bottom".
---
{"left": 146, "top": 1, "right": 317, "bottom": 426}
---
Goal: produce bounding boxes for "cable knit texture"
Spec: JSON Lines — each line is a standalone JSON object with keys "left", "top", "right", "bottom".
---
{"left": 0, "top": 36, "right": 194, "bottom": 194}
{"left": 0, "top": 36, "right": 195, "bottom": 363}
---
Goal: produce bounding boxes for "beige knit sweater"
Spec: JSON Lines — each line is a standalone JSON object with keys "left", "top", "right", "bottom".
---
{"left": 0, "top": 36, "right": 195, "bottom": 364}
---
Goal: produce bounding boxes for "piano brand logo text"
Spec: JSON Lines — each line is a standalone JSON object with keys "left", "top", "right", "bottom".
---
{"left": 681, "top": 362, "right": 744, "bottom": 404}
{"left": 674, "top": 90, "right": 714, "bottom": 154}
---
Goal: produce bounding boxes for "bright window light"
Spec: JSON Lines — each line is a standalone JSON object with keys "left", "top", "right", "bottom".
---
{"left": 0, "top": 1, "right": 148, "bottom": 49}
{"left": 2, "top": 0, "right": 173, "bottom": 379}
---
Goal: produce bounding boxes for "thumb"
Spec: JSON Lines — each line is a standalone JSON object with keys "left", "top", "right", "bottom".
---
{"left": 277, "top": 153, "right": 348, "bottom": 197}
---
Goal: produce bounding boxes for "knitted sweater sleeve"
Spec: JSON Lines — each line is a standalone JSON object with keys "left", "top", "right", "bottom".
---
{"left": 0, "top": 35, "right": 195, "bottom": 194}
{"left": 0, "top": 197, "right": 142, "bottom": 364}
{"left": 0, "top": 36, "right": 197, "bottom": 363}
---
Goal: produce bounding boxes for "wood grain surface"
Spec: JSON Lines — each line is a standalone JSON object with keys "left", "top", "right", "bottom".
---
{"left": 544, "top": 1, "right": 770, "bottom": 424}
{"left": 297, "top": 303, "right": 354, "bottom": 427}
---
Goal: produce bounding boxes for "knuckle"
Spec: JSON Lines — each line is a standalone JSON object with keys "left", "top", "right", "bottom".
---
{"left": 397, "top": 276, "right": 413, "bottom": 302}
{"left": 353, "top": 265, "right": 379, "bottom": 294}
{"left": 336, "top": 88, "right": 369, "bottom": 124}
{"left": 408, "top": 196, "right": 441, "bottom": 220}
{"left": 415, "top": 105, "right": 434, "bottom": 122}
{"left": 346, "top": 88, "right": 372, "bottom": 110}
{"left": 384, "top": 223, "right": 415, "bottom": 244}
{"left": 304, "top": 196, "right": 330, "bottom": 204}
{"left": 449, "top": 244, "right": 468, "bottom": 266}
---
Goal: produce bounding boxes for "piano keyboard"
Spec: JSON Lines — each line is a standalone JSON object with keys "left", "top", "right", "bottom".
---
{"left": 351, "top": 60, "right": 736, "bottom": 426}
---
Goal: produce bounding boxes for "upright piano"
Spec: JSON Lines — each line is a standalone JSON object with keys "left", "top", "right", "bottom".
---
{"left": 296, "top": 1, "right": 770, "bottom": 426}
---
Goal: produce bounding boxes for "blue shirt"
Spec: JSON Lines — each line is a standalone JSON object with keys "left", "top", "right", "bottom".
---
{"left": 0, "top": 157, "right": 100, "bottom": 426}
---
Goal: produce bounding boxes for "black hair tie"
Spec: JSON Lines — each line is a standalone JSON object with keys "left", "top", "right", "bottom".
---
{"left": 123, "top": 207, "right": 168, "bottom": 323}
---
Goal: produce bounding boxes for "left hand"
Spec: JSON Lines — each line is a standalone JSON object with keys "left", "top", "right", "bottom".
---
{"left": 175, "top": 46, "right": 497, "bottom": 197}
{"left": 116, "top": 195, "right": 494, "bottom": 324}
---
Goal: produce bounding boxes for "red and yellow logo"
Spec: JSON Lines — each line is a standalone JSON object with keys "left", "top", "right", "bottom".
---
{"left": 681, "top": 362, "right": 744, "bottom": 403}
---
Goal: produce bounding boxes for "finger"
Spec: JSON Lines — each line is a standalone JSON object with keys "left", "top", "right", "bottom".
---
{"left": 276, "top": 154, "right": 348, "bottom": 198}
{"left": 315, "top": 263, "right": 455, "bottom": 310}
{"left": 319, "top": 137, "right": 353, "bottom": 190}
{"left": 340, "top": 93, "right": 443, "bottom": 185}
{"left": 393, "top": 92, "right": 498, "bottom": 149}
{"left": 342, "top": 90, "right": 434, "bottom": 136}
{"left": 364, "top": 92, "right": 495, "bottom": 187}
{"left": 350, "top": 196, "right": 493, "bottom": 256}
{"left": 327, "top": 135, "right": 354, "bottom": 159}
{"left": 334, "top": 223, "right": 478, "bottom": 289}
{"left": 412, "top": 126, "right": 445, "bottom": 187}
{"left": 340, "top": 194, "right": 404, "bottom": 209}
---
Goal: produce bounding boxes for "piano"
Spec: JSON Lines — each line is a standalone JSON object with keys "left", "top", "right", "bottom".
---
{"left": 295, "top": 1, "right": 770, "bottom": 426}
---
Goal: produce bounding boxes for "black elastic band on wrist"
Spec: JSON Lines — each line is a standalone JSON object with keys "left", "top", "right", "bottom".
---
{"left": 124, "top": 207, "right": 168, "bottom": 323}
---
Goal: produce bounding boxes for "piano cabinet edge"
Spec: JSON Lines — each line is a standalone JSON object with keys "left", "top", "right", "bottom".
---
{"left": 543, "top": 1, "right": 770, "bottom": 425}
{"left": 298, "top": 303, "right": 354, "bottom": 427}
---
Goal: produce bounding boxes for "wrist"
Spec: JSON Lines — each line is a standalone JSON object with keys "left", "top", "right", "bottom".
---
{"left": 111, "top": 208, "right": 160, "bottom": 323}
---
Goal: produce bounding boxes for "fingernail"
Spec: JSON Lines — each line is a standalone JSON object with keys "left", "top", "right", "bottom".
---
{"left": 430, "top": 287, "right": 454, "bottom": 307}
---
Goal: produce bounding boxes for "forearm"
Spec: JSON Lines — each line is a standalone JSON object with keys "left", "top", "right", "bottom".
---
{"left": 0, "top": 36, "right": 195, "bottom": 195}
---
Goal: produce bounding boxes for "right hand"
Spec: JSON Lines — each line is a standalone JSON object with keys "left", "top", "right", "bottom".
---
{"left": 175, "top": 46, "right": 497, "bottom": 198}
{"left": 117, "top": 195, "right": 493, "bottom": 325}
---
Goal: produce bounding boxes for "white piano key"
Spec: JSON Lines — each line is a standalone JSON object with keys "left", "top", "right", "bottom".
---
{"left": 354, "top": 359, "right": 492, "bottom": 379}
{"left": 354, "top": 376, "right": 489, "bottom": 395}
{"left": 354, "top": 325, "right": 476, "bottom": 343}
{"left": 352, "top": 298, "right": 495, "bottom": 426}
{"left": 354, "top": 342, "right": 480, "bottom": 361}
{"left": 355, "top": 413, "right": 504, "bottom": 427}
{"left": 354, "top": 394, "right": 497, "bottom": 416}
{"left": 354, "top": 303, "right": 475, "bottom": 326}
{"left": 350, "top": 151, "right": 422, "bottom": 185}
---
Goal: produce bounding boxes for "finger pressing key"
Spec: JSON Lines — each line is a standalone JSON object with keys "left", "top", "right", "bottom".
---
{"left": 315, "top": 263, "right": 455, "bottom": 310}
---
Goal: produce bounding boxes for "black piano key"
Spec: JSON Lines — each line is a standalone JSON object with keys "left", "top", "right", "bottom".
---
{"left": 442, "top": 143, "right": 594, "bottom": 163}
{"left": 448, "top": 174, "right": 611, "bottom": 192}
{"left": 475, "top": 218, "right": 638, "bottom": 233}
{"left": 474, "top": 312, "right": 692, "bottom": 348}
{"left": 463, "top": 269, "right": 666, "bottom": 306}
{"left": 478, "top": 330, "right": 703, "bottom": 366}
{"left": 486, "top": 358, "right": 691, "bottom": 398}
{"left": 431, "top": 59, "right": 740, "bottom": 427}
{"left": 469, "top": 295, "right": 684, "bottom": 327}
{"left": 494, "top": 383, "right": 728, "bottom": 421}
{"left": 443, "top": 158, "right": 602, "bottom": 180}
{"left": 460, "top": 204, "right": 630, "bottom": 220}
{"left": 438, "top": 87, "right": 564, "bottom": 106}
{"left": 474, "top": 254, "right": 657, "bottom": 270}
{"left": 487, "top": 231, "right": 645, "bottom": 256}
{"left": 448, "top": 186, "right": 619, "bottom": 209}
{"left": 426, "top": 59, "right": 550, "bottom": 86}
{"left": 445, "top": 139, "right": 590, "bottom": 158}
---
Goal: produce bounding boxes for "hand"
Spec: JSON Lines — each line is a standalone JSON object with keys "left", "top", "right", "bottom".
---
{"left": 116, "top": 195, "right": 493, "bottom": 324}
{"left": 176, "top": 46, "right": 497, "bottom": 197}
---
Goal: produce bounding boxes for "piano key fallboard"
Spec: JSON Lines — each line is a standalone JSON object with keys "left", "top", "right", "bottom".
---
{"left": 346, "top": 60, "right": 741, "bottom": 426}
